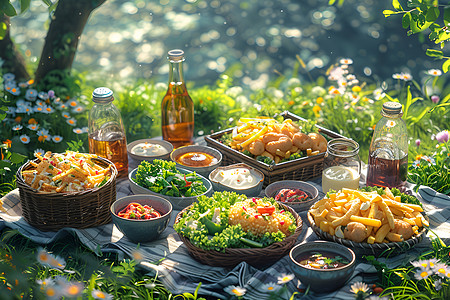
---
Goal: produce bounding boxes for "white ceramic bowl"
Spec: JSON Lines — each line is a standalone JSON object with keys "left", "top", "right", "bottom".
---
{"left": 128, "top": 167, "right": 213, "bottom": 211}
{"left": 170, "top": 145, "right": 222, "bottom": 177}
{"left": 208, "top": 163, "right": 264, "bottom": 197}
{"left": 264, "top": 180, "right": 319, "bottom": 212}
{"left": 127, "top": 139, "right": 173, "bottom": 165}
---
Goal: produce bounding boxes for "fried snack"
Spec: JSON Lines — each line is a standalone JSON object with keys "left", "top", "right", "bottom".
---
{"left": 309, "top": 187, "right": 426, "bottom": 244}
{"left": 21, "top": 151, "right": 112, "bottom": 193}
{"left": 228, "top": 117, "right": 326, "bottom": 163}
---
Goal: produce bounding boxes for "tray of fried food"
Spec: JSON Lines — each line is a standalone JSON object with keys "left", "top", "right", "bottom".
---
{"left": 227, "top": 117, "right": 327, "bottom": 164}
{"left": 21, "top": 150, "right": 113, "bottom": 193}
{"left": 308, "top": 187, "right": 428, "bottom": 248}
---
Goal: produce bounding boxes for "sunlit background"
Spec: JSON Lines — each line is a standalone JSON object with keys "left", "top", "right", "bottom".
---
{"left": 11, "top": 0, "right": 438, "bottom": 88}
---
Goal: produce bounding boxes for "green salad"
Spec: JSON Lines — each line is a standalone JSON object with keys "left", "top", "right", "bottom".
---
{"left": 134, "top": 159, "right": 207, "bottom": 197}
{"left": 174, "top": 191, "right": 297, "bottom": 252}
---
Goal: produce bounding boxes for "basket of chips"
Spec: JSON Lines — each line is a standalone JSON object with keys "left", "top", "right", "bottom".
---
{"left": 16, "top": 151, "right": 117, "bottom": 231}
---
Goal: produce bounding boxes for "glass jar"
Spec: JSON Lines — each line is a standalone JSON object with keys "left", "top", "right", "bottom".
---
{"left": 322, "top": 138, "right": 361, "bottom": 194}
{"left": 366, "top": 102, "right": 408, "bottom": 189}
{"left": 88, "top": 87, "right": 128, "bottom": 178}
{"left": 161, "top": 49, "right": 194, "bottom": 148}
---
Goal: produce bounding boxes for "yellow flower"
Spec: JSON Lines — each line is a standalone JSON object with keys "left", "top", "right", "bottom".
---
{"left": 352, "top": 86, "right": 361, "bottom": 92}
{"left": 415, "top": 154, "right": 423, "bottom": 161}
{"left": 313, "top": 105, "right": 321, "bottom": 113}
{"left": 288, "top": 100, "right": 294, "bottom": 105}
{"left": 316, "top": 97, "right": 324, "bottom": 104}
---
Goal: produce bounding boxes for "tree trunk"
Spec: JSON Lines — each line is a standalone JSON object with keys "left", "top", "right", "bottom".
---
{"left": 34, "top": 0, "right": 106, "bottom": 84}
{"left": 0, "top": 14, "right": 30, "bottom": 81}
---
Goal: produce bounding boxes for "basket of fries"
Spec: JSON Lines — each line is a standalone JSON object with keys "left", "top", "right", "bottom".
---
{"left": 204, "top": 111, "right": 346, "bottom": 187}
{"left": 16, "top": 151, "right": 117, "bottom": 231}
{"left": 307, "top": 187, "right": 428, "bottom": 257}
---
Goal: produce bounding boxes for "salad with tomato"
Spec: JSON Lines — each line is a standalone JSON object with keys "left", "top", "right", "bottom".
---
{"left": 118, "top": 202, "right": 161, "bottom": 220}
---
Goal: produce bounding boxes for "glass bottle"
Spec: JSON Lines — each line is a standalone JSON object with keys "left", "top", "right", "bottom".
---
{"left": 322, "top": 138, "right": 361, "bottom": 194}
{"left": 88, "top": 87, "right": 128, "bottom": 178}
{"left": 366, "top": 102, "right": 408, "bottom": 190}
{"left": 161, "top": 49, "right": 194, "bottom": 148}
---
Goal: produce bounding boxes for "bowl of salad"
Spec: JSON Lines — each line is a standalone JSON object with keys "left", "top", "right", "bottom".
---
{"left": 174, "top": 191, "right": 303, "bottom": 268}
{"left": 264, "top": 180, "right": 319, "bottom": 212}
{"left": 129, "top": 159, "right": 213, "bottom": 211}
{"left": 110, "top": 194, "right": 172, "bottom": 243}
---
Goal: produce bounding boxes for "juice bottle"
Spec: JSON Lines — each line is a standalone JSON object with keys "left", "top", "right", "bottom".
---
{"left": 88, "top": 87, "right": 128, "bottom": 178}
{"left": 161, "top": 49, "right": 194, "bottom": 148}
{"left": 366, "top": 102, "right": 408, "bottom": 190}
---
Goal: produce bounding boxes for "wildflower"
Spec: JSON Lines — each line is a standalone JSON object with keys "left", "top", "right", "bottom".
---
{"left": 422, "top": 155, "right": 436, "bottom": 165}
{"left": 81, "top": 127, "right": 89, "bottom": 133}
{"left": 18, "top": 81, "right": 29, "bottom": 88}
{"left": 25, "top": 89, "right": 38, "bottom": 101}
{"left": 52, "top": 136, "right": 63, "bottom": 143}
{"left": 386, "top": 120, "right": 396, "bottom": 128}
{"left": 37, "top": 129, "right": 51, "bottom": 141}
{"left": 313, "top": 105, "right": 321, "bottom": 114}
{"left": 72, "top": 106, "right": 85, "bottom": 113}
{"left": 44, "top": 106, "right": 55, "bottom": 114}
{"left": 34, "top": 149, "right": 45, "bottom": 157}
{"left": 277, "top": 273, "right": 294, "bottom": 285}
{"left": 19, "top": 134, "right": 30, "bottom": 144}
{"left": 433, "top": 263, "right": 449, "bottom": 278}
{"left": 288, "top": 100, "right": 295, "bottom": 105}
{"left": 73, "top": 128, "right": 85, "bottom": 134}
{"left": 10, "top": 87, "right": 21, "bottom": 95}
{"left": 92, "top": 289, "right": 113, "bottom": 300}
{"left": 48, "top": 90, "right": 55, "bottom": 98}
{"left": 427, "top": 69, "right": 442, "bottom": 76}
{"left": 42, "top": 284, "right": 62, "bottom": 300}
{"left": 350, "top": 282, "right": 369, "bottom": 299}
{"left": 311, "top": 86, "right": 326, "bottom": 96}
{"left": 352, "top": 85, "right": 361, "bottom": 92}
{"left": 38, "top": 91, "right": 49, "bottom": 100}
{"left": 259, "top": 282, "right": 280, "bottom": 293}
{"left": 401, "top": 73, "right": 413, "bottom": 81}
{"left": 3, "top": 139, "right": 12, "bottom": 148}
{"left": 3, "top": 73, "right": 15, "bottom": 81}
{"left": 411, "top": 259, "right": 437, "bottom": 280}
{"left": 346, "top": 74, "right": 356, "bottom": 81}
{"left": 328, "top": 66, "right": 346, "bottom": 81}
{"left": 60, "top": 280, "right": 84, "bottom": 298}
{"left": 224, "top": 285, "right": 246, "bottom": 297}
{"left": 6, "top": 106, "right": 16, "bottom": 116}
{"left": 37, "top": 277, "right": 55, "bottom": 290}
{"left": 27, "top": 124, "right": 39, "bottom": 131}
{"left": 436, "top": 130, "right": 449, "bottom": 143}
{"left": 12, "top": 124, "right": 23, "bottom": 131}
{"left": 415, "top": 139, "right": 421, "bottom": 147}
{"left": 414, "top": 267, "right": 432, "bottom": 280}
{"left": 68, "top": 99, "right": 78, "bottom": 107}
{"left": 431, "top": 95, "right": 440, "bottom": 104}
{"left": 66, "top": 118, "right": 77, "bottom": 126}
{"left": 316, "top": 97, "right": 324, "bottom": 104}
{"left": 340, "top": 58, "right": 353, "bottom": 65}
{"left": 28, "top": 118, "right": 38, "bottom": 124}
{"left": 62, "top": 112, "right": 71, "bottom": 119}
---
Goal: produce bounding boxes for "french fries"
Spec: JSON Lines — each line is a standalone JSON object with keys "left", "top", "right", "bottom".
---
{"left": 309, "top": 187, "right": 426, "bottom": 244}
{"left": 22, "top": 151, "right": 112, "bottom": 193}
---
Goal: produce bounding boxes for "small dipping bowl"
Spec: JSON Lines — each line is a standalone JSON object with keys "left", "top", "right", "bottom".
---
{"left": 209, "top": 163, "right": 264, "bottom": 197}
{"left": 264, "top": 180, "right": 319, "bottom": 212}
{"left": 111, "top": 194, "right": 172, "bottom": 243}
{"left": 170, "top": 145, "right": 222, "bottom": 177}
{"left": 127, "top": 139, "right": 174, "bottom": 168}
{"left": 289, "top": 241, "right": 356, "bottom": 293}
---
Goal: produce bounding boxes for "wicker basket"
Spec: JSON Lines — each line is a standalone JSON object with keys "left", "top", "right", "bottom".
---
{"left": 204, "top": 111, "right": 346, "bottom": 187}
{"left": 175, "top": 203, "right": 303, "bottom": 268}
{"left": 16, "top": 157, "right": 117, "bottom": 231}
{"left": 307, "top": 211, "right": 427, "bottom": 257}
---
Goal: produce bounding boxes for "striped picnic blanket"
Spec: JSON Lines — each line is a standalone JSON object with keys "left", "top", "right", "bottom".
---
{"left": 1, "top": 178, "right": 449, "bottom": 300}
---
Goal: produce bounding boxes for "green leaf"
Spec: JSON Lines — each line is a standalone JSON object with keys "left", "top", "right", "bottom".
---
{"left": 328, "top": 0, "right": 336, "bottom": 5}
{"left": 9, "top": 152, "right": 26, "bottom": 164}
{"left": 392, "top": 0, "right": 403, "bottom": 10}
{"left": 0, "top": 21, "right": 6, "bottom": 40}
{"left": 444, "top": 7, "right": 450, "bottom": 27}
{"left": 402, "top": 12, "right": 411, "bottom": 29}
{"left": 0, "top": 0, "right": 17, "bottom": 17}
{"left": 403, "top": 86, "right": 412, "bottom": 120}
{"left": 383, "top": 10, "right": 397, "bottom": 17}
{"left": 442, "top": 59, "right": 450, "bottom": 73}
{"left": 19, "top": 0, "right": 30, "bottom": 13}
{"left": 425, "top": 7, "right": 439, "bottom": 22}
{"left": 42, "top": 0, "right": 52, "bottom": 6}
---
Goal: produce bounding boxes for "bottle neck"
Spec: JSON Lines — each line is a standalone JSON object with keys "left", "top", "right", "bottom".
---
{"left": 168, "top": 60, "right": 184, "bottom": 85}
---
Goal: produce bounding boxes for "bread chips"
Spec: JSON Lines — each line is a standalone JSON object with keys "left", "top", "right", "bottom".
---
{"left": 309, "top": 187, "right": 428, "bottom": 244}
{"left": 21, "top": 151, "right": 112, "bottom": 193}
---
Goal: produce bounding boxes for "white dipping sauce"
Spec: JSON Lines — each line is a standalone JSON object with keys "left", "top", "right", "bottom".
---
{"left": 213, "top": 168, "right": 260, "bottom": 189}
{"left": 322, "top": 166, "right": 360, "bottom": 194}
{"left": 131, "top": 143, "right": 168, "bottom": 156}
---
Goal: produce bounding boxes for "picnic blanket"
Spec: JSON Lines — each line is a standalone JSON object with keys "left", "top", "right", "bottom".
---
{"left": 1, "top": 177, "right": 449, "bottom": 299}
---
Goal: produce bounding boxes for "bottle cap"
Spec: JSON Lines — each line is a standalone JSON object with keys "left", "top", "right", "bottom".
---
{"left": 92, "top": 87, "right": 114, "bottom": 103}
{"left": 382, "top": 101, "right": 402, "bottom": 115}
{"left": 168, "top": 49, "right": 185, "bottom": 62}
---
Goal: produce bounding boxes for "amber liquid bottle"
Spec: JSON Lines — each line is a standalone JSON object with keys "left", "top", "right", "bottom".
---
{"left": 161, "top": 49, "right": 194, "bottom": 148}
{"left": 88, "top": 87, "right": 128, "bottom": 178}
